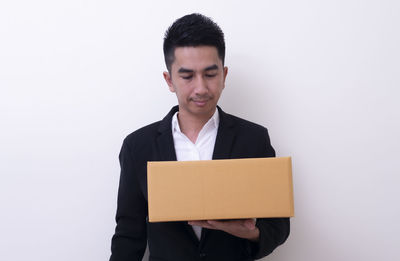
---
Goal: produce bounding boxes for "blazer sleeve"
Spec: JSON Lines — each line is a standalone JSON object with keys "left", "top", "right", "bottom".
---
{"left": 110, "top": 138, "right": 147, "bottom": 261}
{"left": 247, "top": 129, "right": 290, "bottom": 260}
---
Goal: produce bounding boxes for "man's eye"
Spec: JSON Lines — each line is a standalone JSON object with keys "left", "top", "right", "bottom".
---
{"left": 181, "top": 75, "right": 193, "bottom": 80}
{"left": 205, "top": 74, "right": 217, "bottom": 78}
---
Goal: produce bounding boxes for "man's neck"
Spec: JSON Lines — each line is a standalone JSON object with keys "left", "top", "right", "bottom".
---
{"left": 177, "top": 108, "right": 216, "bottom": 144}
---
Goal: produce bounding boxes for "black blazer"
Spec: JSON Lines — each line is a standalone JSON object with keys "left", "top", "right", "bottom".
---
{"left": 110, "top": 106, "right": 290, "bottom": 261}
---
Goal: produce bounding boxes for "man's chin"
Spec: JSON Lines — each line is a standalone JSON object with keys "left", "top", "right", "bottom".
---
{"left": 185, "top": 104, "right": 214, "bottom": 115}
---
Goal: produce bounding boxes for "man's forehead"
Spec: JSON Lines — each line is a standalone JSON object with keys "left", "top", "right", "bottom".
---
{"left": 172, "top": 46, "right": 222, "bottom": 71}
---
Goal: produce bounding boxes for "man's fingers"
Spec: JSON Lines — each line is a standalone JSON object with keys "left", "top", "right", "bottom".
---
{"left": 207, "top": 220, "right": 225, "bottom": 228}
{"left": 243, "top": 219, "right": 256, "bottom": 230}
{"left": 188, "top": 220, "right": 231, "bottom": 230}
{"left": 188, "top": 221, "right": 217, "bottom": 229}
{"left": 188, "top": 219, "right": 260, "bottom": 241}
{"left": 197, "top": 220, "right": 233, "bottom": 230}
{"left": 208, "top": 219, "right": 256, "bottom": 231}
{"left": 189, "top": 219, "right": 256, "bottom": 231}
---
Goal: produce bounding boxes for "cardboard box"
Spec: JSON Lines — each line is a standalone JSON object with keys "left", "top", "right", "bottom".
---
{"left": 147, "top": 157, "right": 294, "bottom": 222}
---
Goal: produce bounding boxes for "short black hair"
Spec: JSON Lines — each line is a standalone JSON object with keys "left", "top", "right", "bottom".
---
{"left": 163, "top": 13, "right": 225, "bottom": 72}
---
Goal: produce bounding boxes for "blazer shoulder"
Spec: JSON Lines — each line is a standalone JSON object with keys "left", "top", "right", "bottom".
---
{"left": 123, "top": 106, "right": 177, "bottom": 147}
{"left": 223, "top": 112, "right": 275, "bottom": 157}
{"left": 226, "top": 113, "right": 270, "bottom": 135}
{"left": 123, "top": 120, "right": 162, "bottom": 146}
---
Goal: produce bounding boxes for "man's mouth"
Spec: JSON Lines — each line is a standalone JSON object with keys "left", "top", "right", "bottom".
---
{"left": 192, "top": 98, "right": 210, "bottom": 106}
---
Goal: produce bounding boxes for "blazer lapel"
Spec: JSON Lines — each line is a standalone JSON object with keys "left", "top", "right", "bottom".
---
{"left": 212, "top": 106, "right": 235, "bottom": 160}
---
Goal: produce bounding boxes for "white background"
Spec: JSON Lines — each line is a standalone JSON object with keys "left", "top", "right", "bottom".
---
{"left": 1, "top": 1, "right": 399, "bottom": 260}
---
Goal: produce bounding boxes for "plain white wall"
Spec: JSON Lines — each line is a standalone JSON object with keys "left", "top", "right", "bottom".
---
{"left": 1, "top": 0, "right": 399, "bottom": 260}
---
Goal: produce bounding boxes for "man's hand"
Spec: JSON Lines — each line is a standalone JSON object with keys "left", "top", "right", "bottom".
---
{"left": 188, "top": 219, "right": 260, "bottom": 242}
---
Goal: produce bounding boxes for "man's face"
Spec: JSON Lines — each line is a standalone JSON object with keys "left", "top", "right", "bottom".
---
{"left": 163, "top": 46, "right": 228, "bottom": 119}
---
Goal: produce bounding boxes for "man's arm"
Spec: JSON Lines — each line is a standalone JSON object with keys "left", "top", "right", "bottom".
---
{"left": 110, "top": 138, "right": 147, "bottom": 261}
{"left": 248, "top": 217, "right": 290, "bottom": 259}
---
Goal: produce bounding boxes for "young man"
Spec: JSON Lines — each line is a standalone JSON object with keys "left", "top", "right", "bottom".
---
{"left": 110, "top": 13, "right": 290, "bottom": 261}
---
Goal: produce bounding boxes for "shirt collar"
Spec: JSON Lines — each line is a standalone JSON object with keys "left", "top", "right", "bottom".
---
{"left": 172, "top": 108, "right": 220, "bottom": 134}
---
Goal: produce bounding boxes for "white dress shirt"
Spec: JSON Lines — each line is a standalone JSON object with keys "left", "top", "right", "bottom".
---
{"left": 171, "top": 109, "right": 219, "bottom": 240}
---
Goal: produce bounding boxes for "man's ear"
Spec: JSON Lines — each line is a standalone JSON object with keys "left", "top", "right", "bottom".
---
{"left": 163, "top": 71, "right": 175, "bottom": 93}
{"left": 222, "top": 66, "right": 228, "bottom": 89}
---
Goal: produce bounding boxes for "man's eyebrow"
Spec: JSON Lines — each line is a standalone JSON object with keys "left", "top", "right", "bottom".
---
{"left": 178, "top": 68, "right": 193, "bottom": 73}
{"left": 177, "top": 64, "right": 219, "bottom": 74}
{"left": 204, "top": 64, "right": 219, "bottom": 71}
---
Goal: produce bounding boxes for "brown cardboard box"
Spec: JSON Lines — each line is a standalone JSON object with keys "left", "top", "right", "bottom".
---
{"left": 147, "top": 157, "right": 294, "bottom": 222}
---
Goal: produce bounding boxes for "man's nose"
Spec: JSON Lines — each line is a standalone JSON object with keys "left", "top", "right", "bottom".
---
{"left": 194, "top": 76, "right": 208, "bottom": 95}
